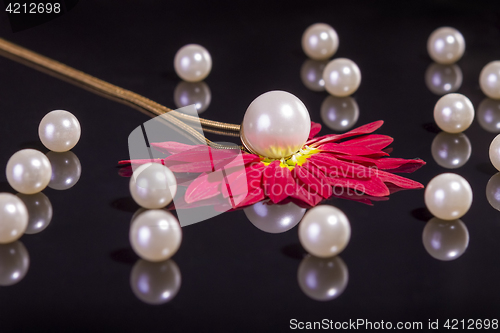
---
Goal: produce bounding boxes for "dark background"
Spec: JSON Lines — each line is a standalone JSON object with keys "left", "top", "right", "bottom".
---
{"left": 1, "top": 1, "right": 500, "bottom": 332}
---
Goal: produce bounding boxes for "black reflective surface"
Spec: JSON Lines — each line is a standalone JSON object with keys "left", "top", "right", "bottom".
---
{"left": 1, "top": 1, "right": 500, "bottom": 332}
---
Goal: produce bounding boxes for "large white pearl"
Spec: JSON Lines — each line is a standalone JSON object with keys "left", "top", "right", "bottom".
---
{"left": 424, "top": 173, "right": 472, "bottom": 220}
{"left": 427, "top": 27, "right": 465, "bottom": 64}
{"left": 0, "top": 193, "right": 28, "bottom": 244}
{"left": 6, "top": 149, "right": 52, "bottom": 194}
{"left": 0, "top": 241, "right": 29, "bottom": 286}
{"left": 431, "top": 132, "right": 471, "bottom": 169}
{"left": 39, "top": 110, "right": 81, "bottom": 152}
{"left": 489, "top": 134, "right": 500, "bottom": 171}
{"left": 323, "top": 58, "right": 361, "bottom": 97}
{"left": 241, "top": 91, "right": 311, "bottom": 158}
{"left": 422, "top": 217, "right": 469, "bottom": 261}
{"left": 425, "top": 63, "right": 462, "bottom": 95}
{"left": 298, "top": 205, "right": 350, "bottom": 258}
{"left": 16, "top": 193, "right": 52, "bottom": 234}
{"left": 174, "top": 44, "right": 212, "bottom": 82}
{"left": 130, "top": 209, "right": 182, "bottom": 262}
{"left": 130, "top": 259, "right": 181, "bottom": 305}
{"left": 302, "top": 23, "right": 339, "bottom": 60}
{"left": 433, "top": 93, "right": 474, "bottom": 133}
{"left": 478, "top": 98, "right": 500, "bottom": 133}
{"left": 297, "top": 255, "right": 348, "bottom": 301}
{"left": 129, "top": 163, "right": 177, "bottom": 209}
{"left": 174, "top": 81, "right": 211, "bottom": 113}
{"left": 46, "top": 151, "right": 82, "bottom": 190}
{"left": 486, "top": 173, "right": 500, "bottom": 211}
{"left": 300, "top": 59, "right": 327, "bottom": 91}
{"left": 243, "top": 201, "right": 306, "bottom": 234}
{"left": 320, "top": 95, "right": 359, "bottom": 131}
{"left": 480, "top": 61, "right": 500, "bottom": 99}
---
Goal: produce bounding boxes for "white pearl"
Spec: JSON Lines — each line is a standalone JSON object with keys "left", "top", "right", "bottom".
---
{"left": 0, "top": 193, "right": 28, "bottom": 244}
{"left": 300, "top": 59, "right": 327, "bottom": 91}
{"left": 243, "top": 201, "right": 306, "bottom": 234}
{"left": 130, "top": 209, "right": 182, "bottom": 262}
{"left": 130, "top": 259, "right": 181, "bottom": 305}
{"left": 297, "top": 255, "right": 348, "bottom": 301}
{"left": 323, "top": 58, "right": 361, "bottom": 97}
{"left": 422, "top": 217, "right": 469, "bottom": 261}
{"left": 6, "top": 149, "right": 52, "bottom": 194}
{"left": 479, "top": 61, "right": 500, "bottom": 99}
{"left": 174, "top": 81, "right": 211, "bottom": 113}
{"left": 46, "top": 151, "right": 82, "bottom": 190}
{"left": 424, "top": 173, "right": 472, "bottom": 220}
{"left": 425, "top": 63, "right": 462, "bottom": 95}
{"left": 427, "top": 27, "right": 465, "bottom": 64}
{"left": 241, "top": 91, "right": 311, "bottom": 159}
{"left": 478, "top": 98, "right": 500, "bottom": 133}
{"left": 433, "top": 93, "right": 474, "bottom": 133}
{"left": 431, "top": 132, "right": 471, "bottom": 169}
{"left": 129, "top": 163, "right": 177, "bottom": 209}
{"left": 486, "top": 173, "right": 500, "bottom": 211}
{"left": 0, "top": 241, "right": 29, "bottom": 286}
{"left": 298, "top": 205, "right": 350, "bottom": 258}
{"left": 489, "top": 134, "right": 500, "bottom": 171}
{"left": 38, "top": 110, "right": 81, "bottom": 152}
{"left": 174, "top": 44, "right": 212, "bottom": 82}
{"left": 16, "top": 193, "right": 52, "bottom": 234}
{"left": 320, "top": 95, "right": 359, "bottom": 131}
{"left": 302, "top": 23, "right": 339, "bottom": 60}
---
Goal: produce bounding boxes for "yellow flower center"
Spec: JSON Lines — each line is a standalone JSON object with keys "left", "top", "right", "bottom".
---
{"left": 261, "top": 146, "right": 319, "bottom": 170}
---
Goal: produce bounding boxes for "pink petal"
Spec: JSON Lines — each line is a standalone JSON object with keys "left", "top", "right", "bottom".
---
{"left": 342, "top": 134, "right": 394, "bottom": 150}
{"left": 319, "top": 143, "right": 389, "bottom": 157}
{"left": 185, "top": 172, "right": 223, "bottom": 203}
{"left": 309, "top": 122, "right": 322, "bottom": 139}
{"left": 306, "top": 120, "right": 384, "bottom": 146}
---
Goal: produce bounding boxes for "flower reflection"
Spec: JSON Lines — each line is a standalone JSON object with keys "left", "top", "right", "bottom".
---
{"left": 46, "top": 151, "right": 82, "bottom": 190}
{"left": 486, "top": 173, "right": 500, "bottom": 211}
{"left": 297, "top": 255, "right": 348, "bottom": 301}
{"left": 130, "top": 259, "right": 181, "bottom": 305}
{"left": 422, "top": 217, "right": 469, "bottom": 261}
{"left": 244, "top": 200, "right": 306, "bottom": 233}
{"left": 16, "top": 192, "right": 53, "bottom": 234}
{"left": 300, "top": 59, "right": 328, "bottom": 92}
{"left": 425, "top": 63, "right": 462, "bottom": 95}
{"left": 174, "top": 81, "right": 211, "bottom": 114}
{"left": 0, "top": 241, "right": 30, "bottom": 286}
{"left": 320, "top": 95, "right": 359, "bottom": 132}
{"left": 477, "top": 98, "right": 500, "bottom": 133}
{"left": 431, "top": 132, "right": 471, "bottom": 169}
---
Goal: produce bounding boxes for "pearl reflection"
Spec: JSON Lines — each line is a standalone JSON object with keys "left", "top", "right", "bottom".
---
{"left": 0, "top": 241, "right": 30, "bottom": 286}
{"left": 477, "top": 98, "right": 500, "bottom": 133}
{"left": 16, "top": 192, "right": 53, "bottom": 234}
{"left": 425, "top": 63, "right": 462, "bottom": 95}
{"left": 173, "top": 81, "right": 212, "bottom": 113}
{"left": 422, "top": 217, "right": 469, "bottom": 261}
{"left": 300, "top": 59, "right": 328, "bottom": 92}
{"left": 130, "top": 259, "right": 181, "bottom": 305}
{"left": 297, "top": 255, "right": 348, "bottom": 301}
{"left": 431, "top": 132, "right": 471, "bottom": 169}
{"left": 486, "top": 173, "right": 500, "bottom": 211}
{"left": 243, "top": 201, "right": 306, "bottom": 234}
{"left": 320, "top": 95, "right": 359, "bottom": 131}
{"left": 46, "top": 151, "right": 82, "bottom": 190}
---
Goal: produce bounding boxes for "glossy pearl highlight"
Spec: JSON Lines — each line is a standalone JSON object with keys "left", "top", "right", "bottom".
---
{"left": 302, "top": 23, "right": 339, "bottom": 60}
{"left": 298, "top": 205, "right": 350, "bottom": 258}
{"left": 427, "top": 27, "right": 465, "bottom": 64}
{"left": 477, "top": 98, "right": 500, "bottom": 133}
{"left": 323, "top": 58, "right": 361, "bottom": 97}
{"left": 433, "top": 93, "right": 474, "bottom": 133}
{"left": 486, "top": 173, "right": 500, "bottom": 211}
{"left": 300, "top": 59, "right": 327, "bottom": 91}
{"left": 174, "top": 44, "right": 212, "bottom": 82}
{"left": 174, "top": 81, "right": 211, "bottom": 113}
{"left": 129, "top": 163, "right": 177, "bottom": 209}
{"left": 16, "top": 193, "right": 53, "bottom": 234}
{"left": 241, "top": 91, "right": 311, "bottom": 159}
{"left": 425, "top": 63, "right": 462, "bottom": 95}
{"left": 480, "top": 61, "right": 500, "bottom": 99}
{"left": 39, "top": 110, "right": 81, "bottom": 152}
{"left": 489, "top": 134, "right": 500, "bottom": 171}
{"left": 320, "top": 95, "right": 359, "bottom": 131}
{"left": 0, "top": 241, "right": 29, "bottom": 286}
{"left": 0, "top": 193, "right": 28, "bottom": 244}
{"left": 130, "top": 209, "right": 182, "bottom": 262}
{"left": 424, "top": 173, "right": 472, "bottom": 220}
{"left": 422, "top": 217, "right": 469, "bottom": 261}
{"left": 6, "top": 149, "right": 52, "bottom": 194}
{"left": 46, "top": 151, "right": 82, "bottom": 190}
{"left": 431, "top": 132, "right": 471, "bottom": 169}
{"left": 243, "top": 201, "right": 306, "bottom": 234}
